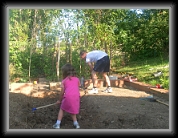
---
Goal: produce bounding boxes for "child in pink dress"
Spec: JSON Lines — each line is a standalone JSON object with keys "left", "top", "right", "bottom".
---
{"left": 53, "top": 63, "right": 80, "bottom": 129}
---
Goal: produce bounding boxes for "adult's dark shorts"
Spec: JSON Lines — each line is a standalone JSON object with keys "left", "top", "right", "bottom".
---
{"left": 93, "top": 56, "right": 110, "bottom": 72}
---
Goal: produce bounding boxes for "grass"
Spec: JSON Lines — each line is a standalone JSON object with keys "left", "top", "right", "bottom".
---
{"left": 113, "top": 57, "right": 169, "bottom": 90}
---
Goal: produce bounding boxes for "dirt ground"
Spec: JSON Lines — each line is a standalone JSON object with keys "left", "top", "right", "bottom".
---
{"left": 9, "top": 82, "right": 169, "bottom": 130}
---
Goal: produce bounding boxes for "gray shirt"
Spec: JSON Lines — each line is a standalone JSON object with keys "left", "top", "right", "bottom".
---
{"left": 86, "top": 50, "right": 108, "bottom": 63}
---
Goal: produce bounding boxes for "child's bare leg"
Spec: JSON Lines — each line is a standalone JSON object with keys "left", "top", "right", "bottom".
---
{"left": 71, "top": 114, "right": 77, "bottom": 121}
{"left": 53, "top": 108, "right": 64, "bottom": 129}
{"left": 55, "top": 109, "right": 63, "bottom": 125}
{"left": 71, "top": 114, "right": 80, "bottom": 128}
{"left": 57, "top": 108, "right": 64, "bottom": 121}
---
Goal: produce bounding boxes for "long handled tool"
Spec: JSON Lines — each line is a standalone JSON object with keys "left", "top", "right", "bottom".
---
{"left": 32, "top": 103, "right": 56, "bottom": 112}
{"left": 156, "top": 99, "right": 169, "bottom": 106}
{"left": 140, "top": 95, "right": 169, "bottom": 106}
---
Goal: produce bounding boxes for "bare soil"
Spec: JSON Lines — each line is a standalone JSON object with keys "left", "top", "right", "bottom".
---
{"left": 9, "top": 83, "right": 169, "bottom": 130}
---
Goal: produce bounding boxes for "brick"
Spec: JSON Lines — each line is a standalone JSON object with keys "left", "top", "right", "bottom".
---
{"left": 84, "top": 79, "right": 104, "bottom": 88}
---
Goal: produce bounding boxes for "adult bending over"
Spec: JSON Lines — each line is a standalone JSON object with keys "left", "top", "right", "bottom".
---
{"left": 80, "top": 50, "right": 112, "bottom": 94}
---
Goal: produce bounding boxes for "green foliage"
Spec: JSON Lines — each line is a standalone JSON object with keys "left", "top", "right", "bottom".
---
{"left": 115, "top": 57, "right": 169, "bottom": 90}
{"left": 9, "top": 9, "right": 169, "bottom": 88}
{"left": 115, "top": 9, "right": 169, "bottom": 61}
{"left": 16, "top": 78, "right": 29, "bottom": 83}
{"left": 9, "top": 63, "right": 16, "bottom": 82}
{"left": 112, "top": 55, "right": 122, "bottom": 68}
{"left": 160, "top": 75, "right": 169, "bottom": 89}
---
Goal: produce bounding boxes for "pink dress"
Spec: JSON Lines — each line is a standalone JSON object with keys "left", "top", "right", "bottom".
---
{"left": 60, "top": 76, "right": 80, "bottom": 114}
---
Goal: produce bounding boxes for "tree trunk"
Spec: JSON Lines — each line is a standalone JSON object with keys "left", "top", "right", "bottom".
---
{"left": 29, "top": 9, "right": 37, "bottom": 82}
{"left": 28, "top": 49, "right": 32, "bottom": 82}
{"left": 56, "top": 41, "right": 60, "bottom": 81}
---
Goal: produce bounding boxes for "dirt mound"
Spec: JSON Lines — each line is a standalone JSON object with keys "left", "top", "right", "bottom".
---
{"left": 9, "top": 85, "right": 169, "bottom": 129}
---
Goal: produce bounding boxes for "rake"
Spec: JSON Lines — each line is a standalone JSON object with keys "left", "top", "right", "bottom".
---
{"left": 32, "top": 103, "right": 56, "bottom": 112}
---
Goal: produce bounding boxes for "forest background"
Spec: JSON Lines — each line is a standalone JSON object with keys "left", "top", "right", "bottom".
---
{"left": 9, "top": 9, "right": 169, "bottom": 89}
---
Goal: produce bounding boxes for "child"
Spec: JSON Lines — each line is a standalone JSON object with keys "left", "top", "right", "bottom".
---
{"left": 53, "top": 63, "right": 80, "bottom": 129}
